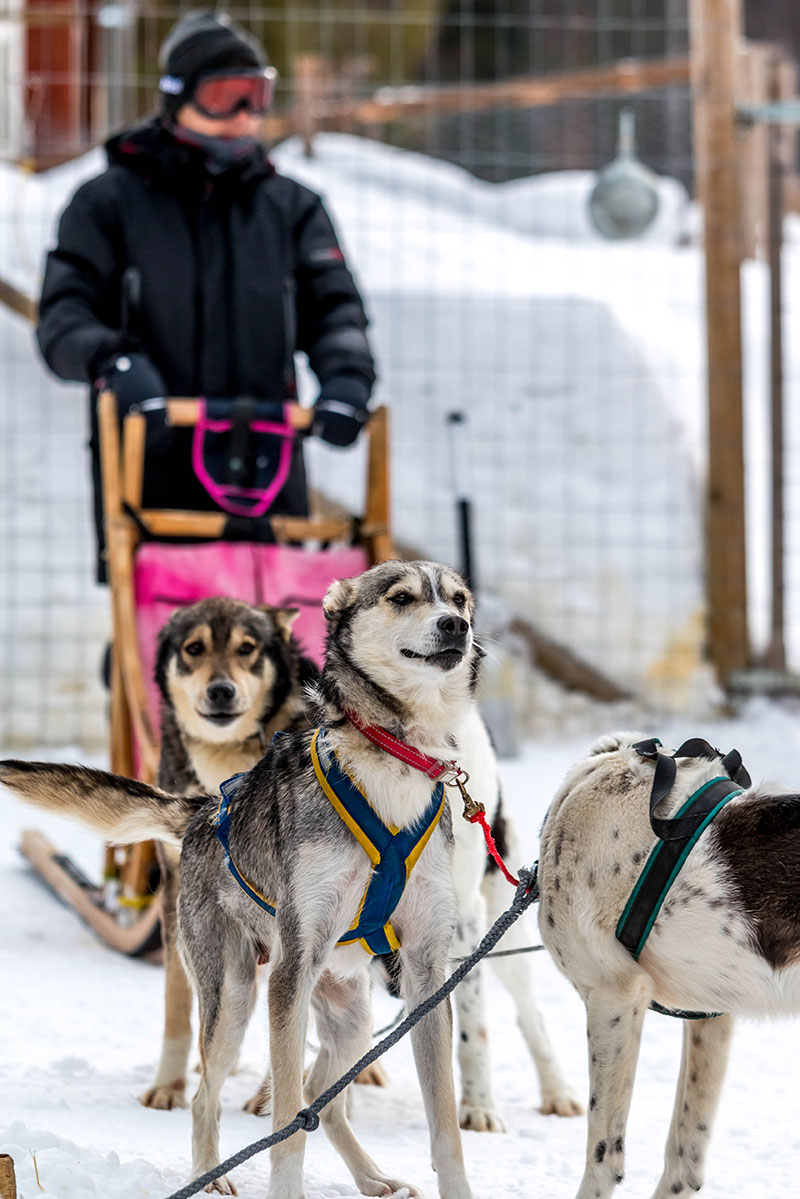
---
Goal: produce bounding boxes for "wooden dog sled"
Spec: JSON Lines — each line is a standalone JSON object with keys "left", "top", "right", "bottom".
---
{"left": 20, "top": 392, "right": 393, "bottom": 954}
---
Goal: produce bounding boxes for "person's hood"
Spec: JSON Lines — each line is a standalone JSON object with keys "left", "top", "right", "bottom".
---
{"left": 105, "top": 116, "right": 274, "bottom": 188}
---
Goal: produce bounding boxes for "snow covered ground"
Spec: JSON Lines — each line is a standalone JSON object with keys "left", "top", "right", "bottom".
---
{"left": 4, "top": 696, "right": 800, "bottom": 1199}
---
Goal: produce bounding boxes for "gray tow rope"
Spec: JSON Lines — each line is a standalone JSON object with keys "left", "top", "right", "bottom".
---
{"left": 162, "top": 865, "right": 539, "bottom": 1199}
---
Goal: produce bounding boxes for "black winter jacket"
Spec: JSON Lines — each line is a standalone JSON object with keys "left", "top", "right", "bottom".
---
{"left": 36, "top": 118, "right": 376, "bottom": 579}
{"left": 38, "top": 117, "right": 374, "bottom": 396}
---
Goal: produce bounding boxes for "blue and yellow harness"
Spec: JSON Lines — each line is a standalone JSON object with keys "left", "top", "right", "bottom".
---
{"left": 213, "top": 727, "right": 446, "bottom": 956}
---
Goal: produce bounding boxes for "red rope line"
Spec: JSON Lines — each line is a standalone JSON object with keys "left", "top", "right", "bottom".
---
{"left": 344, "top": 709, "right": 519, "bottom": 886}
{"left": 469, "top": 811, "right": 520, "bottom": 887}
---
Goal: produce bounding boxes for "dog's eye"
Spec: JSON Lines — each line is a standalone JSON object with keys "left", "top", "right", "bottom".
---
{"left": 452, "top": 592, "right": 467, "bottom": 609}
{"left": 389, "top": 591, "right": 414, "bottom": 607}
{"left": 184, "top": 641, "right": 205, "bottom": 657}
{"left": 237, "top": 642, "right": 257, "bottom": 656}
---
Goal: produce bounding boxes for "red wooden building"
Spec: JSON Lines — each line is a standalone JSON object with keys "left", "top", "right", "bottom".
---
{"left": 3, "top": 0, "right": 136, "bottom": 166}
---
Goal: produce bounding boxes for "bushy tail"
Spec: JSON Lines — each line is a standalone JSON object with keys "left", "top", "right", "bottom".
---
{"left": 0, "top": 760, "right": 205, "bottom": 847}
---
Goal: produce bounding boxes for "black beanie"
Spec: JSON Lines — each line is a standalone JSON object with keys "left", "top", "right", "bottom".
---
{"left": 158, "top": 11, "right": 267, "bottom": 115}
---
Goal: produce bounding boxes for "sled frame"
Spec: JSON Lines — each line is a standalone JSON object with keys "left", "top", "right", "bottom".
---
{"left": 21, "top": 393, "right": 392, "bottom": 954}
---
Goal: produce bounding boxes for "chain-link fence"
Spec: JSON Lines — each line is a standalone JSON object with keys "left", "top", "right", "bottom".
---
{"left": 2, "top": 0, "right": 798, "bottom": 752}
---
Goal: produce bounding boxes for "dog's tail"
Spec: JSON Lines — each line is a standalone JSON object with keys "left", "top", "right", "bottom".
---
{"left": 0, "top": 760, "right": 205, "bottom": 847}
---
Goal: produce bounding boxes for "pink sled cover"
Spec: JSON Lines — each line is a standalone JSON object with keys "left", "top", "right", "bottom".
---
{"left": 132, "top": 541, "right": 368, "bottom": 759}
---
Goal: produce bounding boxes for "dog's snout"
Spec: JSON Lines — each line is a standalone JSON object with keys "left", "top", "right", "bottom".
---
{"left": 436, "top": 614, "right": 469, "bottom": 639}
{"left": 206, "top": 680, "right": 236, "bottom": 707}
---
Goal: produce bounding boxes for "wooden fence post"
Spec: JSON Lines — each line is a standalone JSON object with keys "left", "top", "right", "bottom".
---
{"left": 0, "top": 1154, "right": 17, "bottom": 1199}
{"left": 763, "top": 47, "right": 796, "bottom": 671}
{"left": 735, "top": 40, "right": 771, "bottom": 259}
{"left": 689, "top": 0, "right": 749, "bottom": 687}
{"left": 292, "top": 55, "right": 326, "bottom": 157}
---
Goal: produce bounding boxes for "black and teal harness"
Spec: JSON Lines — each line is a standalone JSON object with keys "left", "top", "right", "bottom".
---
{"left": 615, "top": 737, "right": 751, "bottom": 1018}
{"left": 213, "top": 727, "right": 446, "bottom": 956}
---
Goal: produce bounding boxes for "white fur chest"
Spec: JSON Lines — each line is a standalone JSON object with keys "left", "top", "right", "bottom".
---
{"left": 327, "top": 732, "right": 446, "bottom": 830}
{"left": 187, "top": 738, "right": 263, "bottom": 795}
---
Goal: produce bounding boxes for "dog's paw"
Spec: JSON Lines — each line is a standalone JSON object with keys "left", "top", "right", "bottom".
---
{"left": 355, "top": 1060, "right": 389, "bottom": 1087}
{"left": 458, "top": 1102, "right": 506, "bottom": 1132}
{"left": 355, "top": 1175, "right": 418, "bottom": 1197}
{"left": 138, "top": 1081, "right": 188, "bottom": 1110}
{"left": 539, "top": 1089, "right": 584, "bottom": 1118}
{"left": 651, "top": 1166, "right": 704, "bottom": 1198}
{"left": 204, "top": 1176, "right": 237, "bottom": 1195}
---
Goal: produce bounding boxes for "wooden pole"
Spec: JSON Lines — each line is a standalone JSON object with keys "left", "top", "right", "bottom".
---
{"left": 363, "top": 407, "right": 393, "bottom": 563}
{"left": 292, "top": 55, "right": 326, "bottom": 157}
{"left": 689, "top": 0, "right": 749, "bottom": 687}
{"left": 0, "top": 1153, "right": 17, "bottom": 1199}
{"left": 764, "top": 49, "right": 786, "bottom": 670}
{"left": 735, "top": 41, "right": 771, "bottom": 260}
{"left": 0, "top": 277, "right": 36, "bottom": 323}
{"left": 262, "top": 55, "right": 690, "bottom": 144}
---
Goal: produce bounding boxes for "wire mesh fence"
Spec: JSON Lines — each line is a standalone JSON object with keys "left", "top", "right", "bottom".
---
{"left": 1, "top": 0, "right": 798, "bottom": 752}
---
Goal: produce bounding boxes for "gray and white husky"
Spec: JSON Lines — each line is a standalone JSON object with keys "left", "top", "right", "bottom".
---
{"left": 538, "top": 730, "right": 800, "bottom": 1199}
{"left": 3, "top": 560, "right": 489, "bottom": 1199}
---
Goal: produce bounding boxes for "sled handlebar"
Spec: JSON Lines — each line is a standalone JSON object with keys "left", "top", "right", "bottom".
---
{"left": 162, "top": 398, "right": 313, "bottom": 431}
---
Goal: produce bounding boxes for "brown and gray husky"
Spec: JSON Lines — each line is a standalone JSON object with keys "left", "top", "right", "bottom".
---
{"left": 141, "top": 597, "right": 318, "bottom": 1113}
{"left": 1, "top": 561, "right": 488, "bottom": 1199}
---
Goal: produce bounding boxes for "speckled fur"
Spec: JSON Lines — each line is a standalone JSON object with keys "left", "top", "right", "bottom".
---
{"left": 538, "top": 730, "right": 800, "bottom": 1199}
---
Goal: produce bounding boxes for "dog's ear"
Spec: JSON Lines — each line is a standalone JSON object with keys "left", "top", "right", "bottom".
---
{"left": 261, "top": 605, "right": 300, "bottom": 643}
{"left": 154, "top": 610, "right": 183, "bottom": 696}
{"left": 322, "top": 578, "right": 353, "bottom": 621}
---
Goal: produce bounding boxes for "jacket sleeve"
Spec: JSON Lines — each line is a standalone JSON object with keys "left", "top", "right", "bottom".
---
{"left": 293, "top": 196, "right": 376, "bottom": 391}
{"left": 36, "top": 178, "right": 128, "bottom": 383}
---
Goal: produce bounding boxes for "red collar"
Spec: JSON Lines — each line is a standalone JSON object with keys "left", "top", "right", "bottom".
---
{"left": 344, "top": 708, "right": 522, "bottom": 889}
{"left": 344, "top": 709, "right": 459, "bottom": 782}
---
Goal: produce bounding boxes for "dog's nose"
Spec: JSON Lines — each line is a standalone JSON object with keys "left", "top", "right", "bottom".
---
{"left": 436, "top": 614, "right": 469, "bottom": 639}
{"left": 206, "top": 680, "right": 236, "bottom": 707}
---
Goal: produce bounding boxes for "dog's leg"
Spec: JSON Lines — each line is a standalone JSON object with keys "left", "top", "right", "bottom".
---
{"left": 450, "top": 885, "right": 505, "bottom": 1132}
{"left": 267, "top": 942, "right": 318, "bottom": 1199}
{"left": 188, "top": 928, "right": 258, "bottom": 1196}
{"left": 482, "top": 864, "right": 582, "bottom": 1117}
{"left": 304, "top": 969, "right": 418, "bottom": 1196}
{"left": 574, "top": 979, "right": 649, "bottom": 1199}
{"left": 403, "top": 946, "right": 473, "bottom": 1199}
{"left": 355, "top": 974, "right": 389, "bottom": 1088}
{"left": 651, "top": 1013, "right": 734, "bottom": 1199}
{"left": 140, "top": 846, "right": 193, "bottom": 1111}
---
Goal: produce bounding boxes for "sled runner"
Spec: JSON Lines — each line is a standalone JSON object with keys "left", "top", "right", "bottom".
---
{"left": 20, "top": 391, "right": 393, "bottom": 955}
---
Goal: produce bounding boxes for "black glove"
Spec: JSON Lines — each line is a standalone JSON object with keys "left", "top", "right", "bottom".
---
{"left": 94, "top": 351, "right": 167, "bottom": 412}
{"left": 94, "top": 351, "right": 172, "bottom": 454}
{"left": 312, "top": 374, "right": 371, "bottom": 448}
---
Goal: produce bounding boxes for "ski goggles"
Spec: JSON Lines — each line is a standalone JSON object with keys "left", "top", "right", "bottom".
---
{"left": 183, "top": 68, "right": 277, "bottom": 118}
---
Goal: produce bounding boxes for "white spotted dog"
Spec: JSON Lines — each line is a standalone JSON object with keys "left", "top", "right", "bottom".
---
{"left": 537, "top": 729, "right": 800, "bottom": 1199}
{"left": 1, "top": 560, "right": 481, "bottom": 1199}
{"left": 447, "top": 750, "right": 582, "bottom": 1130}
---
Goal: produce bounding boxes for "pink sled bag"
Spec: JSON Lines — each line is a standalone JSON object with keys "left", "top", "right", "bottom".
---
{"left": 134, "top": 541, "right": 368, "bottom": 737}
